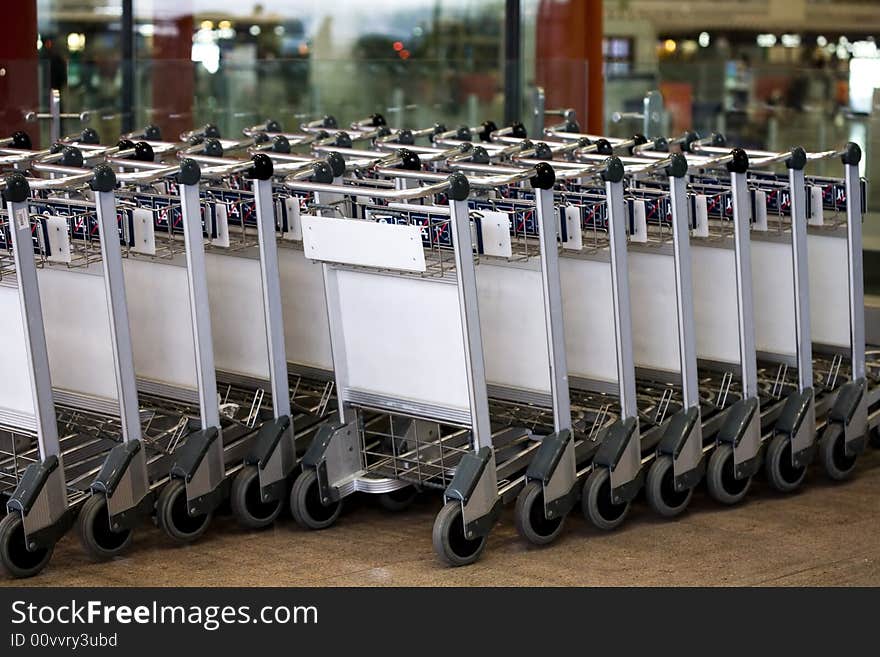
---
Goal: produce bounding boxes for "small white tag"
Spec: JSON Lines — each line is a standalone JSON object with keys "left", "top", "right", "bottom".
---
{"left": 630, "top": 200, "right": 648, "bottom": 243}
{"left": 809, "top": 186, "right": 824, "bottom": 226}
{"left": 752, "top": 190, "right": 768, "bottom": 231}
{"left": 693, "top": 195, "right": 709, "bottom": 238}
{"left": 562, "top": 205, "right": 582, "bottom": 251}
{"left": 15, "top": 207, "right": 29, "bottom": 231}
{"left": 282, "top": 198, "right": 302, "bottom": 241}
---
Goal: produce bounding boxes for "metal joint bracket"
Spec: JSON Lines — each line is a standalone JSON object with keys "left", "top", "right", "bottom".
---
{"left": 594, "top": 418, "right": 642, "bottom": 503}
{"left": 169, "top": 427, "right": 226, "bottom": 514}
{"left": 775, "top": 388, "right": 816, "bottom": 466}
{"left": 718, "top": 397, "right": 762, "bottom": 478}
{"left": 831, "top": 378, "right": 868, "bottom": 455}
{"left": 659, "top": 406, "right": 704, "bottom": 490}
{"left": 444, "top": 446, "right": 500, "bottom": 539}
{"left": 7, "top": 456, "right": 73, "bottom": 550}
{"left": 247, "top": 415, "right": 295, "bottom": 502}
{"left": 92, "top": 441, "right": 152, "bottom": 530}
{"left": 525, "top": 429, "right": 577, "bottom": 519}
{"left": 301, "top": 416, "right": 361, "bottom": 504}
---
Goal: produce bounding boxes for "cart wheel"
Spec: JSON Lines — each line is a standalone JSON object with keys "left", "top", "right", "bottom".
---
{"left": 77, "top": 494, "right": 133, "bottom": 560}
{"left": 580, "top": 468, "right": 630, "bottom": 531}
{"left": 230, "top": 466, "right": 283, "bottom": 530}
{"left": 289, "top": 469, "right": 341, "bottom": 530}
{"left": 706, "top": 444, "right": 751, "bottom": 505}
{"left": 0, "top": 513, "right": 53, "bottom": 579}
{"left": 818, "top": 424, "right": 857, "bottom": 481}
{"left": 645, "top": 455, "right": 693, "bottom": 518}
{"left": 432, "top": 501, "right": 487, "bottom": 567}
{"left": 764, "top": 433, "right": 807, "bottom": 493}
{"left": 514, "top": 481, "right": 566, "bottom": 545}
{"left": 155, "top": 479, "right": 212, "bottom": 543}
{"left": 377, "top": 486, "right": 417, "bottom": 512}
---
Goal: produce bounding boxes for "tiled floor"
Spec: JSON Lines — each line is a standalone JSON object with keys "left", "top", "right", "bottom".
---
{"left": 3, "top": 449, "right": 879, "bottom": 587}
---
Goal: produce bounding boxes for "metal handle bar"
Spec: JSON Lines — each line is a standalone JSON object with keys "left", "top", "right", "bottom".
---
{"left": 25, "top": 110, "right": 90, "bottom": 123}
{"left": 284, "top": 174, "right": 461, "bottom": 201}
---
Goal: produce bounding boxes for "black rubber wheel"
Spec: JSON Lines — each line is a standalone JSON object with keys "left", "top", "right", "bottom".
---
{"left": 706, "top": 444, "right": 751, "bottom": 505}
{"left": 432, "top": 501, "right": 487, "bottom": 567}
{"left": 77, "top": 494, "right": 133, "bottom": 560}
{"left": 230, "top": 466, "right": 283, "bottom": 530}
{"left": 514, "top": 481, "right": 566, "bottom": 545}
{"left": 645, "top": 455, "right": 693, "bottom": 518}
{"left": 764, "top": 433, "right": 807, "bottom": 493}
{"left": 0, "top": 513, "right": 53, "bottom": 579}
{"left": 377, "top": 486, "right": 418, "bottom": 512}
{"left": 155, "top": 479, "right": 212, "bottom": 543}
{"left": 818, "top": 423, "right": 857, "bottom": 481}
{"left": 289, "top": 469, "right": 342, "bottom": 530}
{"left": 580, "top": 468, "right": 630, "bottom": 531}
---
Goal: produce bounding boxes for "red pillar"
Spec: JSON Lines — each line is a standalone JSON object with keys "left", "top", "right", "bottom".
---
{"left": 151, "top": 3, "right": 194, "bottom": 139}
{"left": 0, "top": 1, "right": 39, "bottom": 139}
{"left": 535, "top": 0, "right": 604, "bottom": 133}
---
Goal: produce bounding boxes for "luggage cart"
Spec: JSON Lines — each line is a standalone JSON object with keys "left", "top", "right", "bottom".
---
{"left": 0, "top": 154, "right": 148, "bottom": 577}
{"left": 284, "top": 160, "right": 599, "bottom": 565}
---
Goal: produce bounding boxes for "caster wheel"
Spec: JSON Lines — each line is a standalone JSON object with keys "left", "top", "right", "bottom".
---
{"left": 818, "top": 424, "right": 857, "bottom": 481}
{"left": 645, "top": 455, "right": 693, "bottom": 518}
{"left": 289, "top": 469, "right": 341, "bottom": 530}
{"left": 706, "top": 444, "right": 751, "bottom": 505}
{"left": 580, "top": 468, "right": 630, "bottom": 531}
{"left": 764, "top": 433, "right": 807, "bottom": 493}
{"left": 0, "top": 513, "right": 53, "bottom": 579}
{"left": 231, "top": 466, "right": 283, "bottom": 530}
{"left": 377, "top": 486, "right": 418, "bottom": 512}
{"left": 156, "top": 479, "right": 212, "bottom": 543}
{"left": 432, "top": 501, "right": 487, "bottom": 567}
{"left": 77, "top": 494, "right": 133, "bottom": 560}
{"left": 514, "top": 480, "right": 566, "bottom": 545}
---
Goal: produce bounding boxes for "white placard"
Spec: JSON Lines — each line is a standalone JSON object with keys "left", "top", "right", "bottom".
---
{"left": 334, "top": 268, "right": 471, "bottom": 414}
{"left": 476, "top": 262, "right": 551, "bottom": 395}
{"left": 206, "top": 253, "right": 270, "bottom": 380}
{"left": 278, "top": 248, "right": 333, "bottom": 372}
{"left": 302, "top": 215, "right": 426, "bottom": 272}
{"left": 281, "top": 197, "right": 302, "bottom": 241}
{"left": 751, "top": 240, "right": 796, "bottom": 357}
{"left": 691, "top": 244, "right": 741, "bottom": 363}
{"left": 628, "top": 251, "right": 681, "bottom": 373}
{"left": 693, "top": 195, "right": 709, "bottom": 238}
{"left": 131, "top": 208, "right": 156, "bottom": 256}
{"left": 752, "top": 190, "right": 768, "bottom": 231}
{"left": 44, "top": 216, "right": 72, "bottom": 263}
{"left": 630, "top": 200, "right": 648, "bottom": 243}
{"left": 562, "top": 206, "right": 582, "bottom": 251}
{"left": 808, "top": 233, "right": 850, "bottom": 348}
{"left": 0, "top": 285, "right": 36, "bottom": 422}
{"left": 476, "top": 210, "right": 512, "bottom": 258}
{"left": 560, "top": 256, "right": 619, "bottom": 386}
{"left": 211, "top": 203, "right": 230, "bottom": 248}
{"left": 809, "top": 186, "right": 824, "bottom": 226}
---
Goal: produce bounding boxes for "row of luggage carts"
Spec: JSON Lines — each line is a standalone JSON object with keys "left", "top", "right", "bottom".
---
{"left": 0, "top": 108, "right": 877, "bottom": 576}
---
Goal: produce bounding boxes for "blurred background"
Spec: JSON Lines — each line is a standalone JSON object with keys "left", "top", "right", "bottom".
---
{"left": 2, "top": 0, "right": 880, "bottom": 301}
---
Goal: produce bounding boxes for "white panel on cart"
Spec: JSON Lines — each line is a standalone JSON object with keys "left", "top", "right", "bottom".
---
{"left": 278, "top": 248, "right": 333, "bottom": 372}
{"left": 302, "top": 216, "right": 426, "bottom": 272}
{"left": 808, "top": 233, "right": 850, "bottom": 348}
{"left": 206, "top": 253, "right": 270, "bottom": 381}
{"left": 44, "top": 216, "right": 72, "bottom": 263}
{"left": 560, "top": 256, "right": 619, "bottom": 386}
{"left": 335, "top": 269, "right": 471, "bottom": 414}
{"left": 751, "top": 240, "right": 796, "bottom": 358}
{"left": 123, "top": 257, "right": 199, "bottom": 391}
{"left": 0, "top": 285, "right": 36, "bottom": 420}
{"left": 691, "top": 244, "right": 740, "bottom": 364}
{"left": 628, "top": 251, "right": 681, "bottom": 373}
{"left": 38, "top": 265, "right": 119, "bottom": 402}
{"left": 562, "top": 206, "right": 582, "bottom": 251}
{"left": 476, "top": 262, "right": 551, "bottom": 395}
{"left": 477, "top": 211, "right": 512, "bottom": 258}
{"left": 131, "top": 208, "right": 156, "bottom": 255}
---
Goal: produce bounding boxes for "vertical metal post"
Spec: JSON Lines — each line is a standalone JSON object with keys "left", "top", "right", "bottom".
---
{"left": 532, "top": 86, "right": 546, "bottom": 138}
{"left": 6, "top": 196, "right": 60, "bottom": 457}
{"left": 449, "top": 197, "right": 492, "bottom": 450}
{"left": 844, "top": 162, "right": 866, "bottom": 380}
{"left": 179, "top": 181, "right": 220, "bottom": 430}
{"left": 605, "top": 178, "right": 638, "bottom": 419}
{"left": 94, "top": 189, "right": 142, "bottom": 442}
{"left": 788, "top": 166, "right": 813, "bottom": 391}
{"left": 253, "top": 178, "right": 291, "bottom": 419}
{"left": 121, "top": 0, "right": 135, "bottom": 133}
{"left": 534, "top": 187, "right": 572, "bottom": 433}
{"left": 669, "top": 174, "right": 700, "bottom": 410}
{"left": 503, "top": 0, "right": 522, "bottom": 126}
{"left": 49, "top": 89, "right": 61, "bottom": 144}
{"left": 730, "top": 171, "right": 758, "bottom": 399}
